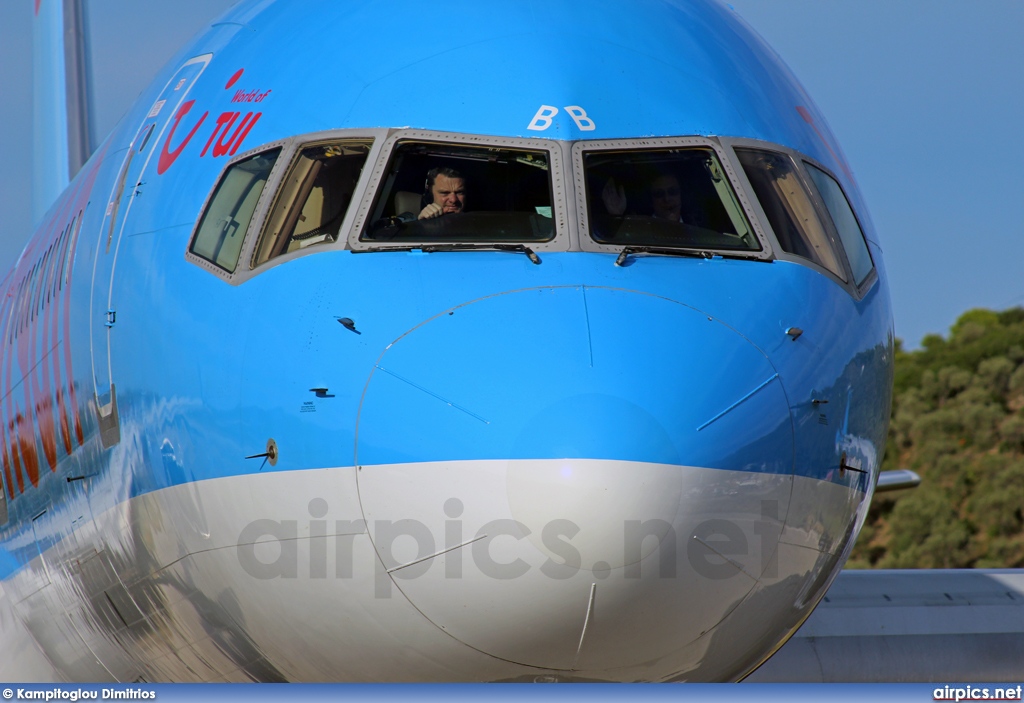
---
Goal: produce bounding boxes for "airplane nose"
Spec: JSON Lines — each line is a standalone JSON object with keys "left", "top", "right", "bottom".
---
{"left": 355, "top": 285, "right": 794, "bottom": 675}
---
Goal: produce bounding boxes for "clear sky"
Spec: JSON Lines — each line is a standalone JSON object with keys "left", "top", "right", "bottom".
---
{"left": 0, "top": 0, "right": 1021, "bottom": 349}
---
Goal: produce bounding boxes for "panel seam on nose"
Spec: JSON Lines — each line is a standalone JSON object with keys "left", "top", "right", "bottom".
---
{"left": 375, "top": 365, "right": 491, "bottom": 424}
{"left": 580, "top": 286, "right": 594, "bottom": 368}
{"left": 697, "top": 373, "right": 779, "bottom": 432}
{"left": 387, "top": 534, "right": 487, "bottom": 574}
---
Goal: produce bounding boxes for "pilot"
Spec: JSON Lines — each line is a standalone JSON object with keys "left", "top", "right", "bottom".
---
{"left": 419, "top": 167, "right": 467, "bottom": 219}
{"left": 649, "top": 173, "right": 683, "bottom": 222}
{"left": 602, "top": 172, "right": 684, "bottom": 222}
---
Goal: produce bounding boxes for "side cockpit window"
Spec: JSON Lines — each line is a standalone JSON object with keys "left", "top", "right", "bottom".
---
{"left": 190, "top": 148, "right": 280, "bottom": 272}
{"left": 804, "top": 163, "right": 874, "bottom": 286}
{"left": 734, "top": 148, "right": 846, "bottom": 280}
{"left": 359, "top": 141, "right": 554, "bottom": 243}
{"left": 253, "top": 140, "right": 372, "bottom": 266}
{"left": 582, "top": 147, "right": 760, "bottom": 252}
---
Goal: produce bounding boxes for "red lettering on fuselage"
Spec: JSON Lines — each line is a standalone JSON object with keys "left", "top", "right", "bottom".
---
{"left": 61, "top": 211, "right": 85, "bottom": 447}
{"left": 225, "top": 68, "right": 244, "bottom": 90}
{"left": 231, "top": 88, "right": 271, "bottom": 103}
{"left": 157, "top": 100, "right": 208, "bottom": 175}
{"left": 200, "top": 110, "right": 264, "bottom": 158}
{"left": 31, "top": 188, "right": 78, "bottom": 473}
{"left": 0, "top": 280, "right": 16, "bottom": 499}
{"left": 0, "top": 148, "right": 102, "bottom": 498}
{"left": 15, "top": 317, "right": 40, "bottom": 488}
{"left": 32, "top": 237, "right": 58, "bottom": 472}
{"left": 51, "top": 217, "right": 77, "bottom": 454}
{"left": 200, "top": 111, "right": 238, "bottom": 157}
{"left": 1, "top": 442, "right": 13, "bottom": 499}
{"left": 157, "top": 69, "right": 269, "bottom": 174}
{"left": 210, "top": 113, "right": 244, "bottom": 157}
{"left": 14, "top": 234, "right": 43, "bottom": 487}
{"left": 58, "top": 148, "right": 105, "bottom": 449}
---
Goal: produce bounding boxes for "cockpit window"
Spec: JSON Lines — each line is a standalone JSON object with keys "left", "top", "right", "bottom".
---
{"left": 190, "top": 148, "right": 280, "bottom": 273}
{"left": 582, "top": 147, "right": 760, "bottom": 251}
{"left": 735, "top": 148, "right": 845, "bottom": 280}
{"left": 253, "top": 140, "right": 372, "bottom": 266}
{"left": 804, "top": 163, "right": 874, "bottom": 286}
{"left": 359, "top": 141, "right": 554, "bottom": 243}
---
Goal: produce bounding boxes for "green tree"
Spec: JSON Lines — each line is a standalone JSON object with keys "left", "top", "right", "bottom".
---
{"left": 850, "top": 307, "right": 1024, "bottom": 569}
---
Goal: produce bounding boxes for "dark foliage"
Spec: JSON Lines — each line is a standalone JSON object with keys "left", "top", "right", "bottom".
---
{"left": 848, "top": 307, "right": 1024, "bottom": 569}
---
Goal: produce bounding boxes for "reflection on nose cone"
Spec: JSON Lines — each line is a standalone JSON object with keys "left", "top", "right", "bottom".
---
{"left": 356, "top": 286, "right": 794, "bottom": 674}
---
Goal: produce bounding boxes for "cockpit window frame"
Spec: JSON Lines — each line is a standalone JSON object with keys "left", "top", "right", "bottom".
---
{"left": 347, "top": 129, "right": 571, "bottom": 253}
{"left": 802, "top": 160, "right": 877, "bottom": 291}
{"left": 720, "top": 136, "right": 877, "bottom": 298}
{"left": 250, "top": 137, "right": 378, "bottom": 269}
{"left": 185, "top": 128, "right": 876, "bottom": 301}
{"left": 571, "top": 136, "right": 775, "bottom": 260}
{"left": 185, "top": 139, "right": 288, "bottom": 281}
{"left": 185, "top": 128, "right": 391, "bottom": 285}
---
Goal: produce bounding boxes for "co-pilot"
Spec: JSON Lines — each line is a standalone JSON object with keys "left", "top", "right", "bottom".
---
{"left": 602, "top": 172, "right": 683, "bottom": 223}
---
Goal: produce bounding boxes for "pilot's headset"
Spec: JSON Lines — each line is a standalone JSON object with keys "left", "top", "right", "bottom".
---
{"left": 421, "top": 167, "right": 441, "bottom": 209}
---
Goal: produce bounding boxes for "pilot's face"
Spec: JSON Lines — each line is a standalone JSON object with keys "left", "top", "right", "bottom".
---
{"left": 651, "top": 174, "right": 681, "bottom": 221}
{"left": 431, "top": 175, "right": 467, "bottom": 214}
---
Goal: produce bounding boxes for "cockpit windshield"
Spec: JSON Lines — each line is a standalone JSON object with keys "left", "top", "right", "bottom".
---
{"left": 190, "top": 131, "right": 880, "bottom": 288}
{"left": 360, "top": 141, "right": 555, "bottom": 243}
{"left": 582, "top": 147, "right": 760, "bottom": 252}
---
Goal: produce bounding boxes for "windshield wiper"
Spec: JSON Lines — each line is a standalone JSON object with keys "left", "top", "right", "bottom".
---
{"left": 358, "top": 243, "right": 541, "bottom": 265}
{"left": 614, "top": 246, "right": 716, "bottom": 266}
{"left": 422, "top": 243, "right": 541, "bottom": 264}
